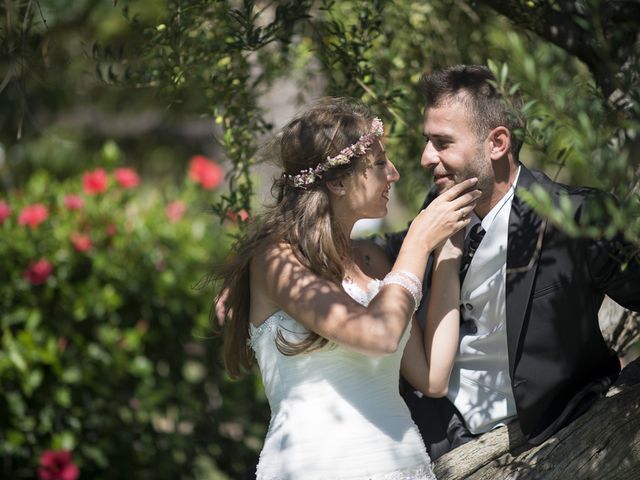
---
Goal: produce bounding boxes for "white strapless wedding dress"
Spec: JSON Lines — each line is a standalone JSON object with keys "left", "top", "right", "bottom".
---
{"left": 248, "top": 279, "right": 435, "bottom": 480}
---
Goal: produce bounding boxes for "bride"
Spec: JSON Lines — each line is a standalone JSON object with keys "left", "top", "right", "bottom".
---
{"left": 215, "top": 98, "right": 480, "bottom": 479}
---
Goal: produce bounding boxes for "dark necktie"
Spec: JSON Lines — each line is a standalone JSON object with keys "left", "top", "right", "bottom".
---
{"left": 460, "top": 223, "right": 486, "bottom": 284}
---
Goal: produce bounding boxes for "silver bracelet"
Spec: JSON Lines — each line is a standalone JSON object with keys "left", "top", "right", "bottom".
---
{"left": 381, "top": 271, "right": 423, "bottom": 312}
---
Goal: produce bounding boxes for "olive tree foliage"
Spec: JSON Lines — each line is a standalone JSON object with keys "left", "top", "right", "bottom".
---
{"left": 93, "top": 0, "right": 314, "bottom": 222}
{"left": 486, "top": 0, "right": 640, "bottom": 252}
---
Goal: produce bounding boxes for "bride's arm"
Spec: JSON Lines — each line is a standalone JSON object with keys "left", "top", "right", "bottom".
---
{"left": 400, "top": 234, "right": 462, "bottom": 396}
{"left": 254, "top": 180, "right": 478, "bottom": 357}
{"left": 254, "top": 242, "right": 416, "bottom": 356}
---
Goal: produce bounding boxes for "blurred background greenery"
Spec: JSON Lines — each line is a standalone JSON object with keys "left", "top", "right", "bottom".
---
{"left": 1, "top": 0, "right": 639, "bottom": 478}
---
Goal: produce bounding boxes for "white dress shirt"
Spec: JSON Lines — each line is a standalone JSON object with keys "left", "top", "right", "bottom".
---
{"left": 447, "top": 167, "right": 521, "bottom": 434}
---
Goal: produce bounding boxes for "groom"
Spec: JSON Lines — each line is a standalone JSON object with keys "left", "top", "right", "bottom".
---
{"left": 380, "top": 64, "right": 640, "bottom": 459}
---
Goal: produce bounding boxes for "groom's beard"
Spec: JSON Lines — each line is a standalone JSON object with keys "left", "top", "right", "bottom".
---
{"left": 447, "top": 149, "right": 494, "bottom": 204}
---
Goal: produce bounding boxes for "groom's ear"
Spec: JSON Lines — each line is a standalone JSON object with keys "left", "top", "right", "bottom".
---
{"left": 488, "top": 126, "right": 511, "bottom": 160}
{"left": 326, "top": 179, "right": 346, "bottom": 196}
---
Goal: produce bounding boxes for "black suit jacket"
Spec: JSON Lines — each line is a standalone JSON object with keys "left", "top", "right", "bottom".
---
{"left": 384, "top": 165, "right": 640, "bottom": 445}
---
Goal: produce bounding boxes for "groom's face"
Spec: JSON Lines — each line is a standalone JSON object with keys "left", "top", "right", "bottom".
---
{"left": 421, "top": 100, "right": 492, "bottom": 195}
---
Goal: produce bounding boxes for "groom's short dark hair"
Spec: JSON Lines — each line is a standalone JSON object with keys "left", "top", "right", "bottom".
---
{"left": 420, "top": 65, "right": 525, "bottom": 156}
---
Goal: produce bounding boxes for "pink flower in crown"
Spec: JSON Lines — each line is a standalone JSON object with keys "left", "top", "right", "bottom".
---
{"left": 370, "top": 117, "right": 384, "bottom": 136}
{"left": 64, "top": 195, "right": 85, "bottom": 211}
{"left": 114, "top": 167, "right": 140, "bottom": 189}
{"left": 0, "top": 200, "right": 11, "bottom": 224}
{"left": 83, "top": 168, "right": 108, "bottom": 195}
{"left": 18, "top": 203, "right": 49, "bottom": 229}
{"left": 165, "top": 200, "right": 187, "bottom": 223}
{"left": 38, "top": 449, "right": 79, "bottom": 480}
{"left": 24, "top": 258, "right": 54, "bottom": 285}
{"left": 354, "top": 143, "right": 367, "bottom": 155}
{"left": 328, "top": 153, "right": 350, "bottom": 167}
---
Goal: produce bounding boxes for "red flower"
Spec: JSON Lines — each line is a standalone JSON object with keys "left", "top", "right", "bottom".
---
{"left": 188, "top": 155, "right": 224, "bottom": 190}
{"left": 165, "top": 200, "right": 187, "bottom": 223}
{"left": 226, "top": 209, "right": 250, "bottom": 223}
{"left": 0, "top": 200, "right": 11, "bottom": 224}
{"left": 24, "top": 258, "right": 53, "bottom": 285}
{"left": 114, "top": 167, "right": 140, "bottom": 189}
{"left": 105, "top": 223, "right": 117, "bottom": 236}
{"left": 70, "top": 232, "right": 92, "bottom": 252}
{"left": 38, "top": 450, "right": 79, "bottom": 480}
{"left": 18, "top": 203, "right": 49, "bottom": 229}
{"left": 83, "top": 168, "right": 108, "bottom": 195}
{"left": 64, "top": 195, "right": 85, "bottom": 211}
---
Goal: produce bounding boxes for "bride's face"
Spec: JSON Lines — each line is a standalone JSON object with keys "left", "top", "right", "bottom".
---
{"left": 341, "top": 141, "right": 399, "bottom": 220}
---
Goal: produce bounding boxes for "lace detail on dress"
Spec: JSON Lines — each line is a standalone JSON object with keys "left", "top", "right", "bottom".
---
{"left": 342, "top": 278, "right": 381, "bottom": 307}
{"left": 248, "top": 312, "right": 289, "bottom": 350}
{"left": 256, "top": 462, "right": 435, "bottom": 480}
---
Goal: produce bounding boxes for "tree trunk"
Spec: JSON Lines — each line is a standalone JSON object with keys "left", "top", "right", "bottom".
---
{"left": 433, "top": 358, "right": 640, "bottom": 479}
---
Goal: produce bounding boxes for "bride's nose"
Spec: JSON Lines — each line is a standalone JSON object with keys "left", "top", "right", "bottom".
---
{"left": 387, "top": 160, "right": 400, "bottom": 183}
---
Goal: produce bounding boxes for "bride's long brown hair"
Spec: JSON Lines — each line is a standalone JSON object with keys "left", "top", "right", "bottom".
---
{"left": 214, "top": 98, "right": 377, "bottom": 377}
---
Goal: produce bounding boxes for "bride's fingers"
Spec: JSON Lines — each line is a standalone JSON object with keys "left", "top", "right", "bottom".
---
{"left": 439, "top": 177, "right": 478, "bottom": 200}
{"left": 450, "top": 189, "right": 482, "bottom": 210}
{"left": 456, "top": 204, "right": 475, "bottom": 220}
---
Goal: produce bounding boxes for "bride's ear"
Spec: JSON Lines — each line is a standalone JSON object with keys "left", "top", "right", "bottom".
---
{"left": 326, "top": 179, "right": 346, "bottom": 196}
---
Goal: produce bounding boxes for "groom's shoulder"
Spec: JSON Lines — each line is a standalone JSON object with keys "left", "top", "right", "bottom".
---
{"left": 525, "top": 168, "right": 615, "bottom": 228}
{"left": 527, "top": 168, "right": 607, "bottom": 200}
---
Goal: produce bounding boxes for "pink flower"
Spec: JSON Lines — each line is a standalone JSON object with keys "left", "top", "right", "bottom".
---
{"left": 0, "top": 200, "right": 11, "bottom": 224}
{"left": 114, "top": 167, "right": 140, "bottom": 189}
{"left": 105, "top": 223, "right": 117, "bottom": 236}
{"left": 38, "top": 450, "right": 79, "bottom": 480}
{"left": 188, "top": 155, "right": 224, "bottom": 190}
{"left": 24, "top": 258, "right": 53, "bottom": 285}
{"left": 83, "top": 168, "right": 108, "bottom": 195}
{"left": 64, "top": 195, "right": 85, "bottom": 211}
{"left": 165, "top": 200, "right": 187, "bottom": 223}
{"left": 70, "top": 232, "right": 92, "bottom": 252}
{"left": 18, "top": 203, "right": 49, "bottom": 229}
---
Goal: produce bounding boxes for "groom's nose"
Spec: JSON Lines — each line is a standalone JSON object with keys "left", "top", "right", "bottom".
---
{"left": 421, "top": 141, "right": 439, "bottom": 170}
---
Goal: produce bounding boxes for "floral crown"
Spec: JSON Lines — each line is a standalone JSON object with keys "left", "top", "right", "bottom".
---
{"left": 284, "top": 117, "right": 384, "bottom": 188}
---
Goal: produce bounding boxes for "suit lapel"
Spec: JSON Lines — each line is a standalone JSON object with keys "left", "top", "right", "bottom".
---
{"left": 506, "top": 166, "right": 548, "bottom": 377}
